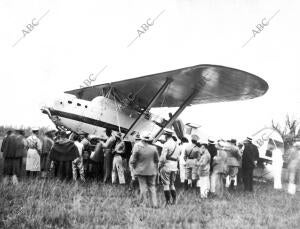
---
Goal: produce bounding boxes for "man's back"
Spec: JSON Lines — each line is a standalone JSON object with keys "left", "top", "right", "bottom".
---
{"left": 15, "top": 134, "right": 27, "bottom": 158}
{"left": 3, "top": 133, "right": 17, "bottom": 158}
{"left": 207, "top": 144, "right": 217, "bottom": 160}
{"left": 131, "top": 142, "right": 159, "bottom": 176}
{"left": 242, "top": 143, "right": 255, "bottom": 169}
{"left": 42, "top": 136, "right": 54, "bottom": 155}
{"left": 160, "top": 138, "right": 180, "bottom": 171}
{"left": 185, "top": 143, "right": 200, "bottom": 159}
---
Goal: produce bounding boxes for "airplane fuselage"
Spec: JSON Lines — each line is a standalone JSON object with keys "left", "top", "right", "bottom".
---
{"left": 42, "top": 94, "right": 162, "bottom": 139}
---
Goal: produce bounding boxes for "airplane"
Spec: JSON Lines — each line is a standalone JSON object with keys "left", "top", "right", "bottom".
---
{"left": 41, "top": 64, "right": 268, "bottom": 142}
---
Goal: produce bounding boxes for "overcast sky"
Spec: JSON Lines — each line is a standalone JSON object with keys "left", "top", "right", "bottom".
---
{"left": 0, "top": 0, "right": 299, "bottom": 139}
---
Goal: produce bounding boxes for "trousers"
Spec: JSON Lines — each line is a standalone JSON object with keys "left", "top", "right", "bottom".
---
{"left": 112, "top": 155, "right": 125, "bottom": 184}
{"left": 137, "top": 175, "right": 158, "bottom": 207}
{"left": 72, "top": 158, "right": 85, "bottom": 182}
{"left": 242, "top": 168, "right": 253, "bottom": 191}
{"left": 103, "top": 150, "right": 112, "bottom": 182}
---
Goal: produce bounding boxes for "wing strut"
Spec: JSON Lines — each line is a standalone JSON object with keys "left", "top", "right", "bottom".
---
{"left": 123, "top": 77, "right": 173, "bottom": 139}
{"left": 153, "top": 89, "right": 199, "bottom": 142}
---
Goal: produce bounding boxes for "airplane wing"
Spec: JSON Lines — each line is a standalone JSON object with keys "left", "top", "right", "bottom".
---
{"left": 65, "top": 64, "right": 268, "bottom": 108}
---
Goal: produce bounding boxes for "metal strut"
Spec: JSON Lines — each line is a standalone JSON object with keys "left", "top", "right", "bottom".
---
{"left": 153, "top": 89, "right": 199, "bottom": 142}
{"left": 124, "top": 78, "right": 173, "bottom": 139}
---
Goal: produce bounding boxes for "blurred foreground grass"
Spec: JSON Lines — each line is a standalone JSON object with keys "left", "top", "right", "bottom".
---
{"left": 0, "top": 178, "right": 299, "bottom": 229}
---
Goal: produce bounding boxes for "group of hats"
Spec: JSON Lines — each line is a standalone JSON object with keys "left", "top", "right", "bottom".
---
{"left": 136, "top": 128, "right": 174, "bottom": 142}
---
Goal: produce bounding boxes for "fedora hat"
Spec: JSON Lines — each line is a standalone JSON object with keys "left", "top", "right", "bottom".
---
{"left": 141, "top": 131, "right": 153, "bottom": 142}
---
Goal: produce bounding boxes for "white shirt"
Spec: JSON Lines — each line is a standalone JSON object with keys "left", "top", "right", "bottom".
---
{"left": 159, "top": 138, "right": 180, "bottom": 171}
{"left": 74, "top": 141, "right": 84, "bottom": 157}
{"left": 179, "top": 142, "right": 188, "bottom": 164}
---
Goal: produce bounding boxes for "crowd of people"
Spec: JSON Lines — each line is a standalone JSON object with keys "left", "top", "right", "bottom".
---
{"left": 1, "top": 127, "right": 300, "bottom": 208}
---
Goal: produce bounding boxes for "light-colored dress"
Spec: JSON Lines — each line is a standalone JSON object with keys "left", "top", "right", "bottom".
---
{"left": 26, "top": 135, "right": 42, "bottom": 171}
{"left": 272, "top": 148, "right": 283, "bottom": 189}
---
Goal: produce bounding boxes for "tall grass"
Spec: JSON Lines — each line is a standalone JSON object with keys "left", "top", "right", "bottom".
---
{"left": 0, "top": 178, "right": 299, "bottom": 229}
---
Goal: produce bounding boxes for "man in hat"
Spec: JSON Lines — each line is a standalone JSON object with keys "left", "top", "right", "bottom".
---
{"left": 72, "top": 134, "right": 85, "bottom": 182}
{"left": 129, "top": 133, "right": 141, "bottom": 191}
{"left": 184, "top": 134, "right": 201, "bottom": 189}
{"left": 15, "top": 129, "right": 27, "bottom": 178}
{"left": 2, "top": 129, "right": 25, "bottom": 184}
{"left": 49, "top": 131, "right": 79, "bottom": 180}
{"left": 159, "top": 128, "right": 181, "bottom": 205}
{"left": 111, "top": 133, "right": 126, "bottom": 184}
{"left": 241, "top": 137, "right": 259, "bottom": 192}
{"left": 26, "top": 127, "right": 42, "bottom": 177}
{"left": 224, "top": 139, "right": 241, "bottom": 190}
{"left": 207, "top": 138, "right": 217, "bottom": 174}
{"left": 100, "top": 129, "right": 116, "bottom": 183}
{"left": 40, "top": 130, "right": 54, "bottom": 178}
{"left": 179, "top": 137, "right": 189, "bottom": 183}
{"left": 195, "top": 142, "right": 211, "bottom": 198}
{"left": 210, "top": 140, "right": 228, "bottom": 197}
{"left": 130, "top": 131, "right": 159, "bottom": 208}
{"left": 237, "top": 141, "right": 244, "bottom": 185}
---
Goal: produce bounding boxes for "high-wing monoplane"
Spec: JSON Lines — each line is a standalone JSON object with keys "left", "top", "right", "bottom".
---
{"left": 41, "top": 64, "right": 268, "bottom": 141}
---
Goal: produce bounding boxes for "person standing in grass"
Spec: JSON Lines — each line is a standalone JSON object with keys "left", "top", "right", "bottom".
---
{"left": 287, "top": 141, "right": 300, "bottom": 194}
{"left": 128, "top": 133, "right": 141, "bottom": 191}
{"left": 26, "top": 128, "right": 42, "bottom": 177}
{"left": 207, "top": 138, "right": 217, "bottom": 174}
{"left": 49, "top": 131, "right": 79, "bottom": 181}
{"left": 159, "top": 129, "right": 181, "bottom": 205}
{"left": 72, "top": 134, "right": 85, "bottom": 182}
{"left": 225, "top": 140, "right": 241, "bottom": 190}
{"left": 242, "top": 137, "right": 259, "bottom": 192}
{"left": 15, "top": 130, "right": 27, "bottom": 178}
{"left": 271, "top": 146, "right": 283, "bottom": 190}
{"left": 111, "top": 133, "right": 126, "bottom": 185}
{"left": 184, "top": 134, "right": 201, "bottom": 189}
{"left": 237, "top": 142, "right": 244, "bottom": 185}
{"left": 179, "top": 137, "right": 189, "bottom": 184}
{"left": 100, "top": 129, "right": 116, "bottom": 183}
{"left": 130, "top": 131, "right": 159, "bottom": 208}
{"left": 2, "top": 129, "right": 25, "bottom": 185}
{"left": 210, "top": 140, "right": 228, "bottom": 197}
{"left": 40, "top": 130, "right": 54, "bottom": 178}
{"left": 196, "top": 142, "right": 211, "bottom": 198}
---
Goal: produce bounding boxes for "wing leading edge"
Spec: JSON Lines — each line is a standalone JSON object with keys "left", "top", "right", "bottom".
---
{"left": 65, "top": 64, "right": 268, "bottom": 108}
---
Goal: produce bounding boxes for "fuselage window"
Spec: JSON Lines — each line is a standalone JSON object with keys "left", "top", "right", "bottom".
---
{"left": 68, "top": 101, "right": 72, "bottom": 104}
{"left": 60, "top": 102, "right": 63, "bottom": 104}
{"left": 85, "top": 105, "right": 88, "bottom": 108}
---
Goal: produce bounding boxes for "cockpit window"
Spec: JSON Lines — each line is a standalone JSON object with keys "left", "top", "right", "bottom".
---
{"left": 68, "top": 101, "right": 72, "bottom": 104}
{"left": 77, "top": 103, "right": 81, "bottom": 106}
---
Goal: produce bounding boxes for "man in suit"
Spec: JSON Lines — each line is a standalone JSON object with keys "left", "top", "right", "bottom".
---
{"left": 130, "top": 131, "right": 159, "bottom": 208}
{"left": 241, "top": 137, "right": 259, "bottom": 192}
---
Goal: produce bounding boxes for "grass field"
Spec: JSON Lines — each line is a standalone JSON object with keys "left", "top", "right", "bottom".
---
{"left": 0, "top": 178, "right": 299, "bottom": 229}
